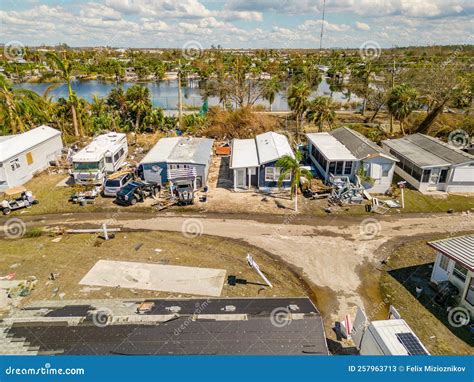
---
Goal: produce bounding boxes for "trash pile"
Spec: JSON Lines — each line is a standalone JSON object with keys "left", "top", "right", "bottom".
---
{"left": 328, "top": 176, "right": 364, "bottom": 205}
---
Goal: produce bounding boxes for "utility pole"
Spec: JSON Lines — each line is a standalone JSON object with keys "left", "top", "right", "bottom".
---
{"left": 318, "top": 0, "right": 326, "bottom": 64}
{"left": 389, "top": 59, "right": 395, "bottom": 135}
{"left": 178, "top": 58, "right": 183, "bottom": 128}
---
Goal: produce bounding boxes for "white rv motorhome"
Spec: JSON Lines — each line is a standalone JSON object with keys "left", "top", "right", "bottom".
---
{"left": 71, "top": 133, "right": 128, "bottom": 185}
{"left": 351, "top": 306, "right": 430, "bottom": 356}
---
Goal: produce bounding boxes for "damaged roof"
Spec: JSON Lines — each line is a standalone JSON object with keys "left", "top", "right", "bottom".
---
{"left": 141, "top": 137, "right": 214, "bottom": 165}
{"left": 2, "top": 298, "right": 328, "bottom": 356}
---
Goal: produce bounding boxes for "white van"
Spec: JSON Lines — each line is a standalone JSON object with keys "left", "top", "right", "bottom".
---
{"left": 71, "top": 133, "right": 128, "bottom": 185}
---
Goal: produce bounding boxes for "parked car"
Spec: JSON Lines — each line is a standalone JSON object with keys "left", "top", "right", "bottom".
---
{"left": 0, "top": 186, "right": 38, "bottom": 215}
{"left": 115, "top": 181, "right": 158, "bottom": 206}
{"left": 103, "top": 172, "right": 134, "bottom": 197}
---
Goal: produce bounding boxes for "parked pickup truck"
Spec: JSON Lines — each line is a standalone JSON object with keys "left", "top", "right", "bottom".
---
{"left": 115, "top": 181, "right": 158, "bottom": 206}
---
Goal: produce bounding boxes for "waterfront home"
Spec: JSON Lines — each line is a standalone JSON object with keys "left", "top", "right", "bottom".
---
{"left": 382, "top": 134, "right": 474, "bottom": 193}
{"left": 230, "top": 132, "right": 294, "bottom": 191}
{"left": 307, "top": 127, "right": 398, "bottom": 193}
{"left": 0, "top": 125, "right": 63, "bottom": 192}
{"left": 139, "top": 137, "right": 214, "bottom": 190}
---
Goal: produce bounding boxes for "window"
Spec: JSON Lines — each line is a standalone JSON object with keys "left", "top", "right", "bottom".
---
{"left": 382, "top": 164, "right": 391, "bottom": 177}
{"left": 453, "top": 263, "right": 468, "bottom": 282}
{"left": 344, "top": 161, "right": 353, "bottom": 175}
{"left": 9, "top": 158, "right": 20, "bottom": 171}
{"left": 439, "top": 169, "right": 448, "bottom": 183}
{"left": 113, "top": 152, "right": 120, "bottom": 163}
{"left": 328, "top": 162, "right": 336, "bottom": 175}
{"left": 439, "top": 255, "right": 450, "bottom": 271}
{"left": 105, "top": 156, "right": 113, "bottom": 163}
{"left": 264, "top": 167, "right": 290, "bottom": 182}
{"left": 465, "top": 277, "right": 474, "bottom": 306}
{"left": 26, "top": 152, "right": 33, "bottom": 165}
{"left": 336, "top": 161, "right": 344, "bottom": 175}
{"left": 421, "top": 169, "right": 431, "bottom": 183}
{"left": 265, "top": 167, "right": 275, "bottom": 182}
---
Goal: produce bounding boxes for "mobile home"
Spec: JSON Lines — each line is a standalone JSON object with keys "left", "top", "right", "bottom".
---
{"left": 71, "top": 132, "right": 128, "bottom": 185}
{"left": 429, "top": 234, "right": 474, "bottom": 319}
{"left": 139, "top": 137, "right": 214, "bottom": 190}
{"left": 230, "top": 132, "right": 294, "bottom": 191}
{"left": 307, "top": 127, "right": 398, "bottom": 193}
{"left": 0, "top": 125, "right": 63, "bottom": 192}
{"left": 382, "top": 134, "right": 474, "bottom": 193}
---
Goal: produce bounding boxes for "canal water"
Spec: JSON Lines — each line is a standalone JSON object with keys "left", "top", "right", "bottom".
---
{"left": 16, "top": 78, "right": 357, "bottom": 111}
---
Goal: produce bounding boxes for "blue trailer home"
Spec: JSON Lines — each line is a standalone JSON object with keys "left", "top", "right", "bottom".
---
{"left": 230, "top": 132, "right": 294, "bottom": 191}
{"left": 139, "top": 137, "right": 214, "bottom": 190}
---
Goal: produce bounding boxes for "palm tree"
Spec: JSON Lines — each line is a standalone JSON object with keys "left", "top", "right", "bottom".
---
{"left": 46, "top": 52, "right": 81, "bottom": 136}
{"left": 287, "top": 81, "right": 311, "bottom": 140}
{"left": 0, "top": 75, "right": 47, "bottom": 134}
{"left": 276, "top": 151, "right": 313, "bottom": 212}
{"left": 263, "top": 76, "right": 282, "bottom": 111}
{"left": 306, "top": 96, "right": 337, "bottom": 131}
{"left": 387, "top": 83, "right": 418, "bottom": 135}
{"left": 125, "top": 85, "right": 152, "bottom": 132}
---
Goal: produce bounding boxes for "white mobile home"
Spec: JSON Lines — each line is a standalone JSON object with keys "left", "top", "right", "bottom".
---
{"left": 382, "top": 134, "right": 474, "bottom": 193}
{"left": 0, "top": 125, "right": 63, "bottom": 192}
{"left": 429, "top": 235, "right": 474, "bottom": 319}
{"left": 71, "top": 132, "right": 128, "bottom": 185}
{"left": 230, "top": 132, "right": 294, "bottom": 192}
{"left": 307, "top": 127, "right": 398, "bottom": 193}
{"left": 139, "top": 137, "right": 214, "bottom": 190}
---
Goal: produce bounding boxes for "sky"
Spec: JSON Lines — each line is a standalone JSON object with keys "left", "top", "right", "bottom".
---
{"left": 0, "top": 0, "right": 473, "bottom": 49}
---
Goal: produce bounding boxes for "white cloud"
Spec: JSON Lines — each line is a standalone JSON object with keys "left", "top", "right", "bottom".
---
{"left": 355, "top": 21, "right": 371, "bottom": 31}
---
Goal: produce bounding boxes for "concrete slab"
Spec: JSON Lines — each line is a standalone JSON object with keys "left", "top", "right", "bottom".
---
{"left": 79, "top": 260, "right": 226, "bottom": 297}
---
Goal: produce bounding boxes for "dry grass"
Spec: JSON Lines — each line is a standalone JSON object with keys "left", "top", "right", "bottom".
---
{"left": 0, "top": 231, "right": 307, "bottom": 306}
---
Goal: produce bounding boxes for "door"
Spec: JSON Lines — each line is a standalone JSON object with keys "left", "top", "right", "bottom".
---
{"left": 236, "top": 169, "right": 246, "bottom": 188}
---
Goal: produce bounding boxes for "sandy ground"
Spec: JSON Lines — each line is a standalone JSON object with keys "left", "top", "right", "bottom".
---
{"left": 34, "top": 211, "right": 473, "bottom": 326}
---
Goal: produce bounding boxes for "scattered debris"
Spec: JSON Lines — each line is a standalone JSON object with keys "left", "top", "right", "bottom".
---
{"left": 0, "top": 273, "right": 15, "bottom": 280}
{"left": 134, "top": 243, "right": 143, "bottom": 251}
{"left": 51, "top": 237, "right": 62, "bottom": 243}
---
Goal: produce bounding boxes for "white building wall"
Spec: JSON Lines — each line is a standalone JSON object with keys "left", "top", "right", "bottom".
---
{"left": 358, "top": 156, "right": 396, "bottom": 194}
{"left": 0, "top": 135, "right": 63, "bottom": 191}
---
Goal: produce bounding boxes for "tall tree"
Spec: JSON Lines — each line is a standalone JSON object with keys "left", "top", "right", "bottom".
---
{"left": 0, "top": 75, "right": 47, "bottom": 134}
{"left": 125, "top": 85, "right": 152, "bottom": 132}
{"left": 387, "top": 83, "right": 418, "bottom": 136}
{"left": 46, "top": 52, "right": 82, "bottom": 136}
{"left": 276, "top": 151, "right": 313, "bottom": 212}
{"left": 263, "top": 76, "right": 282, "bottom": 111}
{"left": 306, "top": 96, "right": 337, "bottom": 131}
{"left": 287, "top": 81, "right": 311, "bottom": 139}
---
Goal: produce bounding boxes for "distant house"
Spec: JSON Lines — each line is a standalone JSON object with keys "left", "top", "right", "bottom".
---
{"left": 139, "top": 137, "right": 214, "bottom": 190}
{"left": 306, "top": 127, "right": 398, "bottom": 193}
{"left": 0, "top": 125, "right": 63, "bottom": 192}
{"left": 429, "top": 235, "right": 474, "bottom": 318}
{"left": 230, "top": 132, "right": 294, "bottom": 191}
{"left": 382, "top": 134, "right": 474, "bottom": 193}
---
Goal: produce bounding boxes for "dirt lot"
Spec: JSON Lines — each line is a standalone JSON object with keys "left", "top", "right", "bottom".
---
{"left": 0, "top": 231, "right": 307, "bottom": 314}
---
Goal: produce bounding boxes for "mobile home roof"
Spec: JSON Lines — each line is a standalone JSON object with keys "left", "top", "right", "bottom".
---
{"left": 255, "top": 132, "right": 294, "bottom": 164}
{"left": 306, "top": 132, "right": 357, "bottom": 161}
{"left": 141, "top": 137, "right": 214, "bottom": 165}
{"left": 0, "top": 125, "right": 61, "bottom": 163}
{"left": 428, "top": 234, "right": 474, "bottom": 272}
{"left": 230, "top": 139, "right": 259, "bottom": 169}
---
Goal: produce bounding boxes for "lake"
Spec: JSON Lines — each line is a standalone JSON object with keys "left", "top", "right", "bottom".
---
{"left": 15, "top": 78, "right": 357, "bottom": 111}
